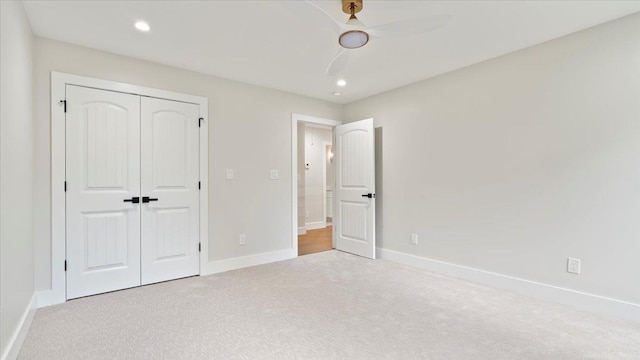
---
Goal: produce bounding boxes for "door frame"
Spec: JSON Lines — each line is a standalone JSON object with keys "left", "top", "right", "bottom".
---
{"left": 291, "top": 114, "right": 341, "bottom": 255}
{"left": 50, "top": 71, "right": 209, "bottom": 305}
{"left": 322, "top": 141, "right": 331, "bottom": 229}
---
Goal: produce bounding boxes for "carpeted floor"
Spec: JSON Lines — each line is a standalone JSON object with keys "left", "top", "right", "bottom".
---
{"left": 19, "top": 251, "right": 640, "bottom": 359}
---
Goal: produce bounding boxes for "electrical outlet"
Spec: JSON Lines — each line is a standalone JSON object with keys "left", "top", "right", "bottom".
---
{"left": 226, "top": 169, "right": 234, "bottom": 180}
{"left": 270, "top": 169, "right": 279, "bottom": 180}
{"left": 306, "top": 211, "right": 310, "bottom": 219}
{"left": 239, "top": 234, "right": 246, "bottom": 246}
{"left": 567, "top": 257, "right": 581, "bottom": 274}
{"left": 411, "top": 234, "right": 418, "bottom": 245}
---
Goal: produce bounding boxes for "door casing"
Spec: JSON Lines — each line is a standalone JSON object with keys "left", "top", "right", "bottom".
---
{"left": 49, "top": 72, "right": 209, "bottom": 306}
{"left": 291, "top": 114, "right": 341, "bottom": 255}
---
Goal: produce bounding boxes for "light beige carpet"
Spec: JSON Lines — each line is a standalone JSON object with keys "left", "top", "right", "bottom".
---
{"left": 19, "top": 251, "right": 640, "bottom": 359}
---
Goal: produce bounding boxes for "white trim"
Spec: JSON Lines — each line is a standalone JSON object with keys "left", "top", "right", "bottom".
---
{"left": 291, "top": 114, "right": 341, "bottom": 257}
{"left": 298, "top": 226, "right": 307, "bottom": 235}
{"left": 322, "top": 141, "right": 331, "bottom": 229}
{"left": 198, "top": 91, "right": 209, "bottom": 279}
{"left": 305, "top": 123, "right": 333, "bottom": 130}
{"left": 377, "top": 247, "right": 640, "bottom": 323}
{"left": 51, "top": 72, "right": 66, "bottom": 305}
{"left": 202, "top": 249, "right": 296, "bottom": 275}
{"left": 332, "top": 129, "right": 336, "bottom": 249}
{"left": 305, "top": 221, "right": 326, "bottom": 231}
{"left": 1, "top": 294, "right": 36, "bottom": 360}
{"left": 50, "top": 71, "right": 209, "bottom": 306}
{"left": 36, "top": 290, "right": 54, "bottom": 308}
{"left": 292, "top": 113, "right": 341, "bottom": 127}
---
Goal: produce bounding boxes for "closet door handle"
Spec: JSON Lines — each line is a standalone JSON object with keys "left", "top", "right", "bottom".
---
{"left": 124, "top": 197, "right": 140, "bottom": 204}
{"left": 142, "top": 197, "right": 158, "bottom": 203}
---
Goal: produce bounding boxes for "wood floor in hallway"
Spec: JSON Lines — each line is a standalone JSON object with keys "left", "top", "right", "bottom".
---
{"left": 298, "top": 226, "right": 333, "bottom": 256}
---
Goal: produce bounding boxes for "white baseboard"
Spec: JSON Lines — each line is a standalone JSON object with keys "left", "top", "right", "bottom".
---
{"left": 202, "top": 248, "right": 296, "bottom": 275}
{"left": 377, "top": 247, "right": 640, "bottom": 323}
{"left": 1, "top": 293, "right": 36, "bottom": 360}
{"left": 305, "top": 221, "right": 326, "bottom": 231}
{"left": 35, "top": 290, "right": 55, "bottom": 308}
{"left": 298, "top": 227, "right": 306, "bottom": 235}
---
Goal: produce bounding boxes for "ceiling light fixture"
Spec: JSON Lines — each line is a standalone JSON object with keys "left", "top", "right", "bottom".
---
{"left": 134, "top": 21, "right": 150, "bottom": 32}
{"left": 338, "top": 2, "right": 369, "bottom": 49}
{"left": 333, "top": 92, "right": 342, "bottom": 96}
{"left": 337, "top": 79, "right": 347, "bottom": 87}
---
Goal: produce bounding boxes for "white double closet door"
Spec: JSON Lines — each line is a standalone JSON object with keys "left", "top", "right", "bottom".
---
{"left": 65, "top": 85, "right": 200, "bottom": 299}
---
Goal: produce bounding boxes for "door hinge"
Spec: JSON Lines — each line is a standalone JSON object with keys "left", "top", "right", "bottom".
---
{"left": 198, "top": 242, "right": 201, "bottom": 252}
{"left": 198, "top": 117, "right": 203, "bottom": 128}
{"left": 198, "top": 181, "right": 201, "bottom": 190}
{"left": 64, "top": 181, "right": 67, "bottom": 192}
{"left": 64, "top": 260, "right": 67, "bottom": 271}
{"left": 60, "top": 100, "right": 67, "bottom": 113}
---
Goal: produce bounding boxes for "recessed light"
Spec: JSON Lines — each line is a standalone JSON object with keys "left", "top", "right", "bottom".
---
{"left": 135, "top": 21, "right": 150, "bottom": 32}
{"left": 337, "top": 79, "right": 347, "bottom": 87}
{"left": 333, "top": 92, "right": 342, "bottom": 96}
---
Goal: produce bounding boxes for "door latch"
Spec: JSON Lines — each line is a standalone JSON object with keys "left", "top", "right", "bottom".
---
{"left": 142, "top": 196, "right": 158, "bottom": 203}
{"left": 361, "top": 193, "right": 375, "bottom": 199}
{"left": 124, "top": 197, "right": 140, "bottom": 204}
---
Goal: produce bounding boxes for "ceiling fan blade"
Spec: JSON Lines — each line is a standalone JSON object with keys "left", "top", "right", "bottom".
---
{"left": 367, "top": 14, "right": 453, "bottom": 38}
{"left": 282, "top": 1, "right": 347, "bottom": 35}
{"left": 325, "top": 48, "right": 351, "bottom": 77}
{"left": 304, "top": 0, "right": 349, "bottom": 34}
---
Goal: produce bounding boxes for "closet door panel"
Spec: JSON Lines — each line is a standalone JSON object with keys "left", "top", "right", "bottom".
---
{"left": 65, "top": 85, "right": 141, "bottom": 299}
{"left": 141, "top": 97, "right": 200, "bottom": 285}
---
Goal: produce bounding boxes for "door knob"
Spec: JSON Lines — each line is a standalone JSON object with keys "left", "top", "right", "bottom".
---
{"left": 142, "top": 196, "right": 158, "bottom": 203}
{"left": 123, "top": 197, "right": 140, "bottom": 204}
{"left": 361, "top": 193, "right": 375, "bottom": 198}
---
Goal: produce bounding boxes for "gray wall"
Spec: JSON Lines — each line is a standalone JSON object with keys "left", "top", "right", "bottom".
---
{"left": 344, "top": 13, "right": 640, "bottom": 304}
{"left": 33, "top": 38, "right": 343, "bottom": 291}
{"left": 1, "top": 0, "right": 35, "bottom": 354}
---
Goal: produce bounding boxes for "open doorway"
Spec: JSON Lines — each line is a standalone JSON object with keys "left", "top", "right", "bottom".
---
{"left": 292, "top": 114, "right": 341, "bottom": 256}
{"left": 298, "top": 123, "right": 334, "bottom": 256}
{"left": 292, "top": 114, "right": 376, "bottom": 259}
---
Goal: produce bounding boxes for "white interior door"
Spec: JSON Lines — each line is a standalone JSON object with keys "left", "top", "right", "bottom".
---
{"left": 140, "top": 97, "right": 200, "bottom": 285}
{"left": 66, "top": 85, "right": 141, "bottom": 299}
{"left": 334, "top": 118, "right": 376, "bottom": 259}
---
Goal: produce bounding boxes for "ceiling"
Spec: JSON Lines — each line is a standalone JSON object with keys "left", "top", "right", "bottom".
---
{"left": 23, "top": 1, "right": 640, "bottom": 104}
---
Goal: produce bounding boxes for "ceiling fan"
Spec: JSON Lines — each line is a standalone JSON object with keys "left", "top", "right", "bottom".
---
{"left": 292, "top": 0, "right": 453, "bottom": 77}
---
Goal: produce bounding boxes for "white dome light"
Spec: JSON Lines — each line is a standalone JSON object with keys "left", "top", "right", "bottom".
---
{"left": 339, "top": 30, "right": 369, "bottom": 49}
{"left": 337, "top": 79, "right": 347, "bottom": 87}
{"left": 134, "top": 21, "right": 150, "bottom": 32}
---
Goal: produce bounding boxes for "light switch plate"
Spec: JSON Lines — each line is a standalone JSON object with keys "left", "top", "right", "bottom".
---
{"left": 411, "top": 234, "right": 418, "bottom": 245}
{"left": 226, "top": 169, "right": 234, "bottom": 180}
{"left": 270, "top": 169, "right": 279, "bottom": 180}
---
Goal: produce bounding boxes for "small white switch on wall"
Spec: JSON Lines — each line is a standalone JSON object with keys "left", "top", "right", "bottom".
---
{"left": 239, "top": 234, "right": 246, "bottom": 246}
{"left": 270, "top": 169, "right": 279, "bottom": 180}
{"left": 567, "top": 257, "right": 581, "bottom": 274}
{"left": 411, "top": 234, "right": 418, "bottom": 245}
{"left": 226, "top": 169, "right": 234, "bottom": 180}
